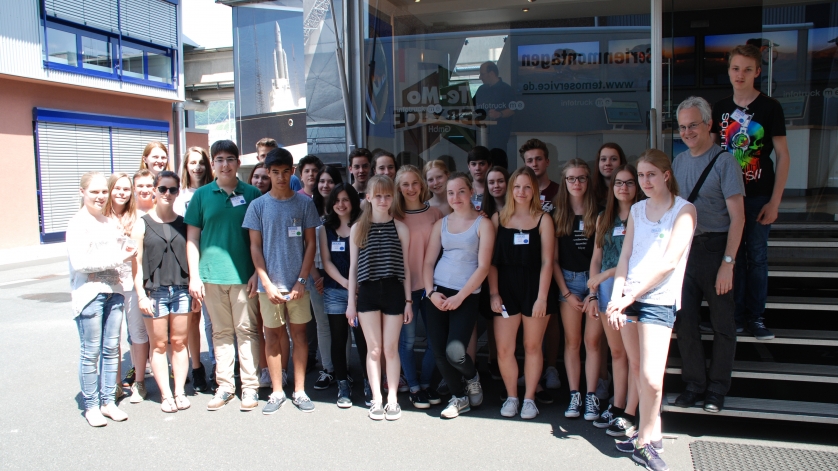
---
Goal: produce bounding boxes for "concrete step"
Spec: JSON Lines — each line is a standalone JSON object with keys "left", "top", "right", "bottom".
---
{"left": 662, "top": 393, "right": 838, "bottom": 424}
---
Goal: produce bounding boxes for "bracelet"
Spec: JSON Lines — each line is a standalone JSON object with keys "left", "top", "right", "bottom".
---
{"left": 589, "top": 295, "right": 598, "bottom": 301}
{"left": 562, "top": 292, "right": 571, "bottom": 299}
{"left": 405, "top": 300, "right": 413, "bottom": 304}
{"left": 426, "top": 290, "right": 437, "bottom": 299}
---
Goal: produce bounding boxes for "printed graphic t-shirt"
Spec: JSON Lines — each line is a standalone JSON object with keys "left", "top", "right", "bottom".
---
{"left": 540, "top": 180, "right": 559, "bottom": 213}
{"left": 711, "top": 93, "right": 786, "bottom": 197}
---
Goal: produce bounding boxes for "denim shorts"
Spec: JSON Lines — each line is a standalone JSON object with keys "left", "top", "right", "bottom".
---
{"left": 324, "top": 287, "right": 349, "bottom": 315}
{"left": 597, "top": 276, "right": 615, "bottom": 313}
{"left": 624, "top": 301, "right": 677, "bottom": 329}
{"left": 559, "top": 269, "right": 589, "bottom": 302}
{"left": 147, "top": 285, "right": 191, "bottom": 318}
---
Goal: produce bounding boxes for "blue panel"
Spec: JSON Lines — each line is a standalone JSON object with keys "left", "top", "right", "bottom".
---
{"left": 41, "top": 231, "right": 66, "bottom": 244}
{"left": 33, "top": 108, "right": 170, "bottom": 132}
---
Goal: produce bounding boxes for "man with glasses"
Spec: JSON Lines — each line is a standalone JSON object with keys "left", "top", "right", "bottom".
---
{"left": 475, "top": 61, "right": 515, "bottom": 152}
{"left": 185, "top": 140, "right": 264, "bottom": 411}
{"left": 672, "top": 96, "right": 745, "bottom": 414}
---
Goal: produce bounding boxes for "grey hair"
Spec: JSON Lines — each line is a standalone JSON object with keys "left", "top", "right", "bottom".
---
{"left": 676, "top": 96, "right": 713, "bottom": 124}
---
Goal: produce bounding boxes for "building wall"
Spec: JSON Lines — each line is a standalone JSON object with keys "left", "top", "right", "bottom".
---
{"left": 185, "top": 130, "right": 210, "bottom": 150}
{"left": 0, "top": 75, "right": 173, "bottom": 249}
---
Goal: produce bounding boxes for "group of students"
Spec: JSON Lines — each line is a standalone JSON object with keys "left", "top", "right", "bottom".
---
{"left": 68, "top": 44, "right": 787, "bottom": 471}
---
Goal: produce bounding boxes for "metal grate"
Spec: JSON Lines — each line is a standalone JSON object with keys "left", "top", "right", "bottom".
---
{"left": 690, "top": 441, "right": 838, "bottom": 471}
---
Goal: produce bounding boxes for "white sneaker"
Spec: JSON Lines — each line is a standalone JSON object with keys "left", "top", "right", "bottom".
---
{"left": 259, "top": 368, "right": 272, "bottom": 388}
{"left": 520, "top": 399, "right": 539, "bottom": 420}
{"left": 441, "top": 396, "right": 470, "bottom": 419}
{"left": 129, "top": 381, "right": 146, "bottom": 404}
{"left": 100, "top": 402, "right": 128, "bottom": 422}
{"left": 543, "top": 366, "right": 561, "bottom": 390}
{"left": 500, "top": 397, "right": 519, "bottom": 417}
{"left": 85, "top": 408, "right": 107, "bottom": 427}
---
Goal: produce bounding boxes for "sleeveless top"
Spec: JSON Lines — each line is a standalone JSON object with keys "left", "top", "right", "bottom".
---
{"left": 323, "top": 225, "right": 350, "bottom": 290}
{"left": 141, "top": 214, "right": 189, "bottom": 290}
{"left": 557, "top": 215, "right": 595, "bottom": 272}
{"left": 492, "top": 213, "right": 545, "bottom": 269}
{"left": 623, "top": 196, "right": 694, "bottom": 309}
{"left": 433, "top": 215, "right": 483, "bottom": 293}
{"left": 601, "top": 214, "right": 626, "bottom": 271}
{"left": 357, "top": 219, "right": 405, "bottom": 283}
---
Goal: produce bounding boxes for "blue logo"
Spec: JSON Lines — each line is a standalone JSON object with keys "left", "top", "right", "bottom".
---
{"left": 523, "top": 238, "right": 529, "bottom": 243}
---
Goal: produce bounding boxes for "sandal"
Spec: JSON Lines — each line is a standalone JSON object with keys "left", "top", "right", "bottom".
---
{"left": 161, "top": 397, "right": 178, "bottom": 413}
{"left": 174, "top": 394, "right": 191, "bottom": 411}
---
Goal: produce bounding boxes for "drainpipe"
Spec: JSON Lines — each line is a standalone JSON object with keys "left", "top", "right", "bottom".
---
{"left": 172, "top": 101, "right": 185, "bottom": 171}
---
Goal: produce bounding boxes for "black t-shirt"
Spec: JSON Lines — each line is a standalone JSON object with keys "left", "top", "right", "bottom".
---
{"left": 557, "top": 215, "right": 594, "bottom": 273}
{"left": 711, "top": 93, "right": 786, "bottom": 197}
{"left": 540, "top": 180, "right": 559, "bottom": 213}
{"left": 474, "top": 79, "right": 515, "bottom": 150}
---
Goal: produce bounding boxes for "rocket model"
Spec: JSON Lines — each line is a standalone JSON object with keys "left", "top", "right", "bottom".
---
{"left": 270, "top": 22, "right": 296, "bottom": 112}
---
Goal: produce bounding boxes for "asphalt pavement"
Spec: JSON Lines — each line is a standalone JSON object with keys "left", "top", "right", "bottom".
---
{"left": 1, "top": 257, "right": 836, "bottom": 471}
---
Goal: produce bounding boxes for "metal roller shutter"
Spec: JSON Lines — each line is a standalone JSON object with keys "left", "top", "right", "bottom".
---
{"left": 36, "top": 122, "right": 112, "bottom": 235}
{"left": 119, "top": 0, "right": 178, "bottom": 49}
{"left": 111, "top": 128, "right": 169, "bottom": 174}
{"left": 43, "top": 0, "right": 120, "bottom": 33}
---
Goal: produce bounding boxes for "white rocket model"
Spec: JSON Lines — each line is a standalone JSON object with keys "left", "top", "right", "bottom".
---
{"left": 270, "top": 22, "right": 296, "bottom": 112}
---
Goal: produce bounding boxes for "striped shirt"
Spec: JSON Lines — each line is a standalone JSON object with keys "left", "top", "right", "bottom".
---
{"left": 357, "top": 219, "right": 405, "bottom": 283}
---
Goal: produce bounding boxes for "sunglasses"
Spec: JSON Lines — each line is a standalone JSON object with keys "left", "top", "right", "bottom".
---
{"left": 157, "top": 186, "right": 180, "bottom": 195}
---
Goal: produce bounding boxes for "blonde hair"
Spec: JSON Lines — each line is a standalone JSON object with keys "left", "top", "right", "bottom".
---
{"left": 79, "top": 171, "right": 106, "bottom": 208}
{"left": 553, "top": 159, "right": 598, "bottom": 238}
{"left": 103, "top": 173, "right": 137, "bottom": 235}
{"left": 139, "top": 141, "right": 171, "bottom": 172}
{"left": 636, "top": 149, "right": 680, "bottom": 196}
{"left": 499, "top": 166, "right": 542, "bottom": 226}
{"left": 133, "top": 168, "right": 154, "bottom": 184}
{"left": 423, "top": 159, "right": 450, "bottom": 180}
{"left": 180, "top": 146, "right": 213, "bottom": 189}
{"left": 353, "top": 175, "right": 395, "bottom": 248}
{"left": 394, "top": 165, "right": 431, "bottom": 219}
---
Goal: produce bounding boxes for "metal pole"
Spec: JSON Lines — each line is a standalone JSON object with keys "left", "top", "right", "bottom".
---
{"left": 650, "top": 0, "right": 663, "bottom": 149}
{"left": 329, "top": 0, "right": 356, "bottom": 151}
{"left": 767, "top": 42, "right": 774, "bottom": 97}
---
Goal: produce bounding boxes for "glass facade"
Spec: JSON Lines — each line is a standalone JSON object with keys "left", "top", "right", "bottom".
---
{"left": 45, "top": 27, "right": 77, "bottom": 66}
{"left": 121, "top": 45, "right": 144, "bottom": 79}
{"left": 80, "top": 36, "right": 112, "bottom": 73}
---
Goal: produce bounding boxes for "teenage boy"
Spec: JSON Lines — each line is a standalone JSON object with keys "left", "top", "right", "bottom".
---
{"left": 243, "top": 147, "right": 322, "bottom": 415}
{"left": 467, "top": 146, "right": 491, "bottom": 211}
{"left": 349, "top": 148, "right": 372, "bottom": 200}
{"left": 185, "top": 140, "right": 263, "bottom": 411}
{"left": 256, "top": 137, "right": 302, "bottom": 191}
{"left": 519, "top": 138, "right": 559, "bottom": 213}
{"left": 673, "top": 96, "right": 745, "bottom": 414}
{"left": 711, "top": 44, "right": 790, "bottom": 341}
{"left": 297, "top": 154, "right": 324, "bottom": 198}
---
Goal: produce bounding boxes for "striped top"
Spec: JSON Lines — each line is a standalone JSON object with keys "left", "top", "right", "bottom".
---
{"left": 357, "top": 219, "right": 405, "bottom": 283}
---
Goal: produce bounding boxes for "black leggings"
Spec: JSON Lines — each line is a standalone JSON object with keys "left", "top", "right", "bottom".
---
{"left": 327, "top": 314, "right": 369, "bottom": 381}
{"left": 422, "top": 285, "right": 479, "bottom": 397}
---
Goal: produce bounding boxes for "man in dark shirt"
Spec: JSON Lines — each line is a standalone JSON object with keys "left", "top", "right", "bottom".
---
{"left": 519, "top": 138, "right": 559, "bottom": 213}
{"left": 474, "top": 61, "right": 515, "bottom": 151}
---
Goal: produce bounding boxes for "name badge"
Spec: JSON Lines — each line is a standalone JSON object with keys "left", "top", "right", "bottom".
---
{"left": 514, "top": 233, "right": 529, "bottom": 245}
{"left": 501, "top": 304, "right": 509, "bottom": 319}
{"left": 474, "top": 202, "right": 482, "bottom": 211}
{"left": 540, "top": 195, "right": 546, "bottom": 202}
{"left": 731, "top": 108, "right": 748, "bottom": 122}
{"left": 288, "top": 226, "right": 302, "bottom": 237}
{"left": 613, "top": 225, "right": 626, "bottom": 237}
{"left": 331, "top": 241, "right": 346, "bottom": 252}
{"left": 230, "top": 195, "right": 246, "bottom": 207}
{"left": 579, "top": 221, "right": 585, "bottom": 231}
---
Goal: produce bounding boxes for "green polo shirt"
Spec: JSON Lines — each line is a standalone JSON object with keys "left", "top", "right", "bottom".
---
{"left": 184, "top": 179, "right": 262, "bottom": 285}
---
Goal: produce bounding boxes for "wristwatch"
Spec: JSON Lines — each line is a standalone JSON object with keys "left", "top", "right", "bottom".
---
{"left": 297, "top": 277, "right": 307, "bottom": 285}
{"left": 722, "top": 255, "right": 735, "bottom": 264}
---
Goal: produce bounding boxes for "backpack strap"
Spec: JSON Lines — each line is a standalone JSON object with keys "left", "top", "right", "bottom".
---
{"left": 687, "top": 150, "right": 724, "bottom": 203}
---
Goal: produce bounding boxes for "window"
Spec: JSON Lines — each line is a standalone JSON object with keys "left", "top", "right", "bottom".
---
{"left": 121, "top": 46, "right": 144, "bottom": 79}
{"left": 147, "top": 51, "right": 172, "bottom": 84}
{"left": 81, "top": 36, "right": 111, "bottom": 73}
{"left": 45, "top": 27, "right": 77, "bottom": 66}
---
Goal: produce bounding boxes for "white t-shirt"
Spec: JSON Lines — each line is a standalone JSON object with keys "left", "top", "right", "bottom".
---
{"left": 173, "top": 187, "right": 197, "bottom": 217}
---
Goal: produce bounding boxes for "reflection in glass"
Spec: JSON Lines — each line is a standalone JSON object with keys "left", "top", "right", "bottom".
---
{"left": 147, "top": 52, "right": 172, "bottom": 84}
{"left": 122, "top": 46, "right": 144, "bottom": 79}
{"left": 47, "top": 28, "right": 77, "bottom": 66}
{"left": 81, "top": 37, "right": 111, "bottom": 73}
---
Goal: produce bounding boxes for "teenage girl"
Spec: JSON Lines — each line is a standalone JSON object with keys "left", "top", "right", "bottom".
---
{"left": 607, "top": 150, "right": 695, "bottom": 471}
{"left": 134, "top": 169, "right": 155, "bottom": 214}
{"left": 593, "top": 143, "right": 627, "bottom": 204}
{"left": 140, "top": 141, "right": 171, "bottom": 178}
{"left": 552, "top": 159, "right": 601, "bottom": 420}
{"left": 320, "top": 184, "right": 362, "bottom": 407}
{"left": 68, "top": 172, "right": 136, "bottom": 426}
{"left": 394, "top": 165, "right": 443, "bottom": 409}
{"left": 423, "top": 172, "right": 493, "bottom": 419}
{"left": 587, "top": 164, "right": 641, "bottom": 437}
{"left": 490, "top": 167, "right": 557, "bottom": 420}
{"left": 104, "top": 173, "right": 149, "bottom": 404}
{"left": 174, "top": 147, "right": 215, "bottom": 392}
{"left": 347, "top": 175, "right": 412, "bottom": 421}
{"left": 132, "top": 171, "right": 196, "bottom": 413}
{"left": 373, "top": 151, "right": 398, "bottom": 180}
{"left": 424, "top": 160, "right": 452, "bottom": 216}
{"left": 313, "top": 166, "right": 343, "bottom": 218}
{"left": 250, "top": 162, "right": 272, "bottom": 194}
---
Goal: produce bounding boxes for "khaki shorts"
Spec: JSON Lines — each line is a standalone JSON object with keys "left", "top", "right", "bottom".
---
{"left": 259, "top": 290, "right": 312, "bottom": 328}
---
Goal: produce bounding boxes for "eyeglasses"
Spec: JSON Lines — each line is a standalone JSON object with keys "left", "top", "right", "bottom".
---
{"left": 213, "top": 157, "right": 238, "bottom": 165}
{"left": 566, "top": 176, "right": 588, "bottom": 184}
{"left": 157, "top": 186, "right": 180, "bottom": 195}
{"left": 614, "top": 179, "right": 636, "bottom": 188}
{"left": 678, "top": 122, "right": 704, "bottom": 133}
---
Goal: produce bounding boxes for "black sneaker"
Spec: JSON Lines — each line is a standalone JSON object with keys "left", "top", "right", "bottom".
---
{"left": 616, "top": 433, "right": 664, "bottom": 454}
{"left": 337, "top": 380, "right": 352, "bottom": 409}
{"left": 607, "top": 416, "right": 635, "bottom": 437}
{"left": 747, "top": 320, "right": 775, "bottom": 341}
{"left": 122, "top": 367, "right": 136, "bottom": 388}
{"left": 632, "top": 443, "right": 669, "bottom": 471}
{"left": 488, "top": 360, "right": 501, "bottom": 380}
{"left": 192, "top": 365, "right": 208, "bottom": 393}
{"left": 410, "top": 390, "right": 431, "bottom": 409}
{"left": 314, "top": 370, "right": 335, "bottom": 390}
{"left": 535, "top": 389, "right": 554, "bottom": 405}
{"left": 363, "top": 379, "right": 373, "bottom": 407}
{"left": 425, "top": 388, "right": 442, "bottom": 405}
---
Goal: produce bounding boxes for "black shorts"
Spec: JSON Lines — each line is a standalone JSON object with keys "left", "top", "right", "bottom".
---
{"left": 356, "top": 277, "right": 405, "bottom": 315}
{"left": 497, "top": 266, "right": 560, "bottom": 317}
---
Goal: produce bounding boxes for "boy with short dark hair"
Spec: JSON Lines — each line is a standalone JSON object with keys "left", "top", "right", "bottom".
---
{"left": 519, "top": 138, "right": 559, "bottom": 213}
{"left": 467, "top": 146, "right": 491, "bottom": 211}
{"left": 296, "top": 154, "right": 324, "bottom": 198}
{"left": 243, "top": 147, "right": 322, "bottom": 415}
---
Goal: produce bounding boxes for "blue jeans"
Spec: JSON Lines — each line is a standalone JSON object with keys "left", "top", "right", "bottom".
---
{"left": 76, "top": 293, "right": 124, "bottom": 410}
{"left": 399, "top": 289, "right": 429, "bottom": 391}
{"left": 202, "top": 304, "right": 215, "bottom": 365}
{"left": 147, "top": 285, "right": 191, "bottom": 318}
{"left": 734, "top": 195, "right": 772, "bottom": 328}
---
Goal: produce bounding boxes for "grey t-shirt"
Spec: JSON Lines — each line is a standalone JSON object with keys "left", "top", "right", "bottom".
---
{"left": 673, "top": 144, "right": 745, "bottom": 233}
{"left": 242, "top": 192, "right": 321, "bottom": 292}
